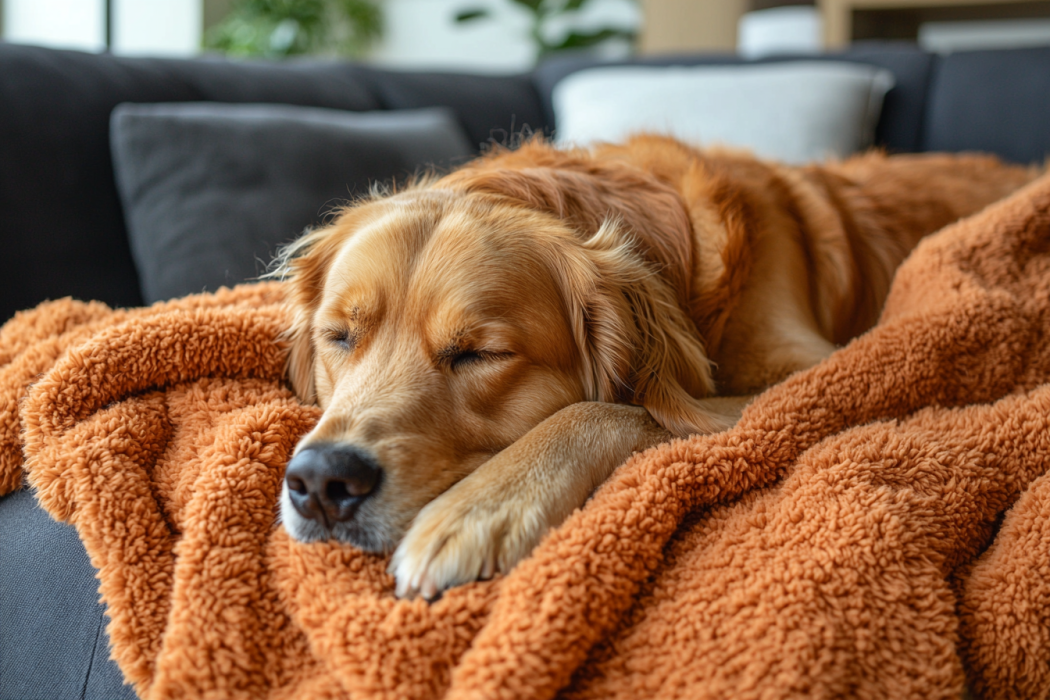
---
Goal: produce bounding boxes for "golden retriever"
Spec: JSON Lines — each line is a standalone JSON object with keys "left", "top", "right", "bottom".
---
{"left": 276, "top": 135, "right": 1036, "bottom": 599}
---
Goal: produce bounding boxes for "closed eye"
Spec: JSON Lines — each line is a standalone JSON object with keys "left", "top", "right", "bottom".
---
{"left": 446, "top": 349, "right": 512, "bottom": 370}
{"left": 324, "top": 328, "right": 355, "bottom": 352}
{"left": 450, "top": 350, "right": 485, "bottom": 369}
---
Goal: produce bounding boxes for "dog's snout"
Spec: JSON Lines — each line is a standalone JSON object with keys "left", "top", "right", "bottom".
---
{"left": 284, "top": 445, "right": 381, "bottom": 528}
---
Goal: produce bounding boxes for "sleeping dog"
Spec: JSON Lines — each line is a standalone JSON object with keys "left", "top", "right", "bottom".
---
{"left": 275, "top": 135, "right": 1036, "bottom": 599}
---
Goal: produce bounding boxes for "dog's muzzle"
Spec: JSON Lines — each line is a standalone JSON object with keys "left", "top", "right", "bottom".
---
{"left": 284, "top": 444, "right": 381, "bottom": 529}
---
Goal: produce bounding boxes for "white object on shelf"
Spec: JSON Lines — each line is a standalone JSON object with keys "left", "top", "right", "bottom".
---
{"left": 737, "top": 6, "right": 822, "bottom": 59}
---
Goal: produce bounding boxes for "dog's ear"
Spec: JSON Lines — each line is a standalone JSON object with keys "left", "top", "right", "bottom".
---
{"left": 284, "top": 307, "right": 317, "bottom": 404}
{"left": 555, "top": 221, "right": 729, "bottom": 438}
{"left": 273, "top": 220, "right": 356, "bottom": 404}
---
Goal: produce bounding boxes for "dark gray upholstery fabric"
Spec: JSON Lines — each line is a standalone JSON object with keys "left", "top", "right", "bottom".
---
{"left": 531, "top": 41, "right": 935, "bottom": 154}
{"left": 83, "top": 637, "right": 137, "bottom": 700}
{"left": 111, "top": 103, "right": 474, "bottom": 303}
{"left": 923, "top": 46, "right": 1050, "bottom": 165}
{"left": 0, "top": 43, "right": 380, "bottom": 324}
{"left": 0, "top": 489, "right": 135, "bottom": 700}
{"left": 840, "top": 43, "right": 936, "bottom": 153}
{"left": 357, "top": 67, "right": 548, "bottom": 149}
{"left": 0, "top": 43, "right": 547, "bottom": 323}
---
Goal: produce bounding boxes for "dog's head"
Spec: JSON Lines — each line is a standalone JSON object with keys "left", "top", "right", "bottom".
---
{"left": 278, "top": 156, "right": 719, "bottom": 552}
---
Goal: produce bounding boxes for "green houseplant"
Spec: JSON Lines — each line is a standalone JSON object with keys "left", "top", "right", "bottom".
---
{"left": 205, "top": 0, "right": 383, "bottom": 58}
{"left": 455, "top": 0, "right": 637, "bottom": 59}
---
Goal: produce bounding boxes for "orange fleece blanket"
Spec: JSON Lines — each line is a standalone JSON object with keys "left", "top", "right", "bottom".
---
{"left": 4, "top": 173, "right": 1050, "bottom": 700}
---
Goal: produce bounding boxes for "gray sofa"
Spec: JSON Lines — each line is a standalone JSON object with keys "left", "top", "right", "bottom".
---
{"left": 1, "top": 40, "right": 1049, "bottom": 699}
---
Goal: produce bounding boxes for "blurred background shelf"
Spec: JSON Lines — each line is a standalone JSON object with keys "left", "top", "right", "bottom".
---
{"left": 822, "top": 0, "right": 1050, "bottom": 48}
{"left": 2, "top": 0, "right": 1050, "bottom": 71}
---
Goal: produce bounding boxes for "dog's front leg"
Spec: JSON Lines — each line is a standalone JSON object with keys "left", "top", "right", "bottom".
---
{"left": 389, "top": 402, "right": 673, "bottom": 600}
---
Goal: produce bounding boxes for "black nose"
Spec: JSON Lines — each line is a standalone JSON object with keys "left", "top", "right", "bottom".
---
{"left": 284, "top": 445, "right": 381, "bottom": 528}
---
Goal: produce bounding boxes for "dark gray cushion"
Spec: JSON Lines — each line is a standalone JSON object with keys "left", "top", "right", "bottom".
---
{"left": 923, "top": 46, "right": 1050, "bottom": 165}
{"left": 111, "top": 103, "right": 474, "bottom": 303}
{"left": 0, "top": 489, "right": 136, "bottom": 700}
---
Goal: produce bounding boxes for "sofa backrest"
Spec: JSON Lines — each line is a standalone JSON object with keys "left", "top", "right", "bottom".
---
{"left": 0, "top": 43, "right": 546, "bottom": 322}
{"left": 922, "top": 46, "right": 1050, "bottom": 165}
{"left": 4, "top": 41, "right": 1050, "bottom": 323}
{"left": 534, "top": 42, "right": 1050, "bottom": 166}
{"left": 532, "top": 42, "right": 936, "bottom": 155}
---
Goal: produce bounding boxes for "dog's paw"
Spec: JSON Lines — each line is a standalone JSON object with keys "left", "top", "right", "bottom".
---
{"left": 389, "top": 485, "right": 548, "bottom": 600}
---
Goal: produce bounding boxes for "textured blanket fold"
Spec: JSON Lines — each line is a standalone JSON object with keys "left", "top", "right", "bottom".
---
{"left": 3, "top": 173, "right": 1050, "bottom": 700}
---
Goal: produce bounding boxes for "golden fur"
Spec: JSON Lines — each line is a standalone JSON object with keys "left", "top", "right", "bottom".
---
{"left": 277, "top": 135, "right": 1037, "bottom": 598}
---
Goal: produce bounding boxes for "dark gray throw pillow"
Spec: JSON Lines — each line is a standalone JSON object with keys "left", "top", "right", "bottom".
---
{"left": 111, "top": 103, "right": 474, "bottom": 303}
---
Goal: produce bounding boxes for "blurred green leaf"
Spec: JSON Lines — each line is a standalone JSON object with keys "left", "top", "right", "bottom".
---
{"left": 508, "top": 0, "right": 545, "bottom": 14}
{"left": 448, "top": 0, "right": 638, "bottom": 61}
{"left": 454, "top": 8, "right": 491, "bottom": 22}
{"left": 547, "top": 27, "right": 635, "bottom": 52}
{"left": 204, "top": 0, "right": 381, "bottom": 58}
{"left": 336, "top": 0, "right": 383, "bottom": 45}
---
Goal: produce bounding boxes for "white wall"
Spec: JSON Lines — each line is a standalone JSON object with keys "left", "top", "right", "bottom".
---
{"left": 371, "top": 0, "right": 534, "bottom": 72}
{"left": 3, "top": 0, "right": 106, "bottom": 52}
{"left": 113, "top": 0, "right": 201, "bottom": 56}
{"left": 2, "top": 0, "right": 200, "bottom": 56}
{"left": 370, "top": 0, "right": 639, "bottom": 74}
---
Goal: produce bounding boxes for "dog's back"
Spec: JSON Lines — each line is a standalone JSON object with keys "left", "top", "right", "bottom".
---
{"left": 581, "top": 136, "right": 1039, "bottom": 391}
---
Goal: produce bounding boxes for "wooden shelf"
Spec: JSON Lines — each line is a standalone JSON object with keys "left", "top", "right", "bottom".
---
{"left": 821, "top": 0, "right": 1050, "bottom": 47}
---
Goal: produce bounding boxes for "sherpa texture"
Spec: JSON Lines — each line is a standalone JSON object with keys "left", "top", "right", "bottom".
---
{"left": 4, "top": 174, "right": 1050, "bottom": 699}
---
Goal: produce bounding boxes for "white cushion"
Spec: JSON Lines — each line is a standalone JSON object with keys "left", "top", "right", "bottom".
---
{"left": 552, "top": 62, "right": 895, "bottom": 164}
